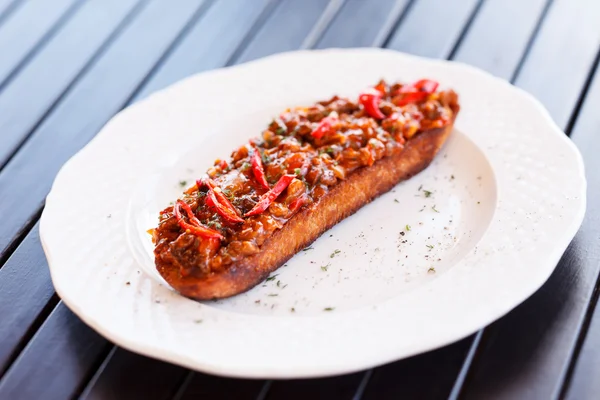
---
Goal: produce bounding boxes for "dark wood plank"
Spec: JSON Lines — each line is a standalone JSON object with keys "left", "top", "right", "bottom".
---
{"left": 176, "top": 373, "right": 265, "bottom": 400}
{"left": 0, "top": 0, "right": 141, "bottom": 378}
{"left": 513, "top": 0, "right": 600, "bottom": 128}
{"left": 454, "top": 1, "right": 600, "bottom": 398}
{"left": 136, "top": 0, "right": 274, "bottom": 100}
{"left": 265, "top": 373, "right": 364, "bottom": 400}
{"left": 234, "top": 0, "right": 333, "bottom": 63}
{"left": 79, "top": 2, "right": 276, "bottom": 397}
{"left": 561, "top": 64, "right": 600, "bottom": 400}
{"left": 356, "top": 1, "right": 557, "bottom": 398}
{"left": 0, "top": 0, "right": 142, "bottom": 169}
{"left": 315, "top": 0, "right": 411, "bottom": 48}
{"left": 361, "top": 338, "right": 474, "bottom": 400}
{"left": 0, "top": 223, "right": 58, "bottom": 376}
{"left": 385, "top": 0, "right": 480, "bottom": 58}
{"left": 0, "top": 0, "right": 21, "bottom": 24}
{"left": 0, "top": 0, "right": 210, "bottom": 395}
{"left": 0, "top": 0, "right": 206, "bottom": 262}
{"left": 83, "top": 2, "right": 354, "bottom": 397}
{"left": 451, "top": 0, "right": 549, "bottom": 80}
{"left": 0, "top": 0, "right": 80, "bottom": 89}
{"left": 0, "top": 303, "right": 112, "bottom": 400}
{"left": 80, "top": 348, "right": 189, "bottom": 400}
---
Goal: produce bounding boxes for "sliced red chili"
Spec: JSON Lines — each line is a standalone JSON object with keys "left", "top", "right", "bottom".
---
{"left": 396, "top": 79, "right": 439, "bottom": 106}
{"left": 310, "top": 112, "right": 339, "bottom": 139}
{"left": 206, "top": 187, "right": 244, "bottom": 224}
{"left": 358, "top": 88, "right": 385, "bottom": 119}
{"left": 288, "top": 194, "right": 308, "bottom": 212}
{"left": 251, "top": 147, "right": 270, "bottom": 190}
{"left": 198, "top": 178, "right": 244, "bottom": 224}
{"left": 218, "top": 159, "right": 228, "bottom": 170}
{"left": 374, "top": 81, "right": 387, "bottom": 96}
{"left": 244, "top": 174, "right": 295, "bottom": 217}
{"left": 173, "top": 200, "right": 223, "bottom": 239}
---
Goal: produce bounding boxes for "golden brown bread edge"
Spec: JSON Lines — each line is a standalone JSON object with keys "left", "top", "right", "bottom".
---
{"left": 157, "top": 112, "right": 458, "bottom": 300}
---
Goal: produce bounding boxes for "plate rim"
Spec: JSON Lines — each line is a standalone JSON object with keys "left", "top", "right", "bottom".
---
{"left": 40, "top": 47, "right": 587, "bottom": 378}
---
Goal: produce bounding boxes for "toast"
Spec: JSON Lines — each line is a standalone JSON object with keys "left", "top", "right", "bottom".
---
{"left": 153, "top": 79, "right": 459, "bottom": 300}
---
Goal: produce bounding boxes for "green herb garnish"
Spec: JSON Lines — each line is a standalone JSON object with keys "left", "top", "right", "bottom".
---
{"left": 276, "top": 127, "right": 286, "bottom": 135}
{"left": 266, "top": 274, "right": 279, "bottom": 282}
{"left": 428, "top": 267, "right": 436, "bottom": 274}
{"left": 179, "top": 180, "right": 187, "bottom": 187}
{"left": 394, "top": 199, "right": 399, "bottom": 203}
{"left": 321, "top": 263, "right": 330, "bottom": 272}
{"left": 423, "top": 190, "right": 433, "bottom": 198}
{"left": 330, "top": 249, "right": 341, "bottom": 258}
{"left": 207, "top": 221, "right": 222, "bottom": 230}
{"left": 405, "top": 224, "right": 411, "bottom": 231}
{"left": 294, "top": 168, "right": 301, "bottom": 176}
{"left": 426, "top": 244, "right": 434, "bottom": 250}
{"left": 303, "top": 246, "right": 314, "bottom": 252}
{"left": 431, "top": 205, "right": 440, "bottom": 213}
{"left": 324, "top": 307, "right": 335, "bottom": 311}
{"left": 241, "top": 162, "right": 250, "bottom": 171}
{"left": 268, "top": 293, "right": 278, "bottom": 297}
{"left": 261, "top": 153, "right": 271, "bottom": 164}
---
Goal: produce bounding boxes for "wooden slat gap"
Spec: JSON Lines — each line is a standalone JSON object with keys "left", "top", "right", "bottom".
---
{"left": 170, "top": 370, "right": 195, "bottom": 400}
{"left": 300, "top": 0, "right": 347, "bottom": 50}
{"left": 437, "top": 3, "right": 582, "bottom": 398}
{"left": 0, "top": 206, "right": 41, "bottom": 269}
{"left": 116, "top": 0, "right": 216, "bottom": 108}
{"left": 0, "top": 0, "right": 23, "bottom": 27}
{"left": 508, "top": 0, "right": 554, "bottom": 84}
{"left": 70, "top": 334, "right": 114, "bottom": 399}
{"left": 0, "top": 0, "right": 148, "bottom": 174}
{"left": 0, "top": 0, "right": 83, "bottom": 92}
{"left": 559, "top": 281, "right": 600, "bottom": 399}
{"left": 351, "top": 369, "right": 372, "bottom": 400}
{"left": 442, "top": 4, "right": 560, "bottom": 397}
{"left": 77, "top": 345, "right": 119, "bottom": 399}
{"left": 445, "top": 0, "right": 485, "bottom": 60}
{"left": 377, "top": 0, "right": 417, "bottom": 48}
{"left": 563, "top": 45, "right": 600, "bottom": 136}
{"left": 0, "top": 0, "right": 208, "bottom": 264}
{"left": 224, "top": 0, "right": 282, "bottom": 67}
{"left": 447, "top": 330, "right": 483, "bottom": 400}
{"left": 354, "top": 2, "right": 489, "bottom": 397}
{"left": 256, "top": 380, "right": 272, "bottom": 400}
{"left": 0, "top": 293, "right": 59, "bottom": 378}
{"left": 558, "top": 51, "right": 600, "bottom": 395}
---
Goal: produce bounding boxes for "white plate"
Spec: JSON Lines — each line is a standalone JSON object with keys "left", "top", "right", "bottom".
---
{"left": 41, "top": 49, "right": 586, "bottom": 378}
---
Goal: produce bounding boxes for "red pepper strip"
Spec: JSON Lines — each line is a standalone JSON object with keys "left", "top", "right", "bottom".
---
{"left": 206, "top": 188, "right": 244, "bottom": 224}
{"left": 288, "top": 195, "right": 308, "bottom": 213}
{"left": 218, "top": 159, "right": 228, "bottom": 170}
{"left": 251, "top": 148, "right": 270, "bottom": 190}
{"left": 197, "top": 178, "right": 244, "bottom": 224}
{"left": 310, "top": 112, "right": 339, "bottom": 139}
{"left": 396, "top": 79, "right": 439, "bottom": 106}
{"left": 358, "top": 88, "right": 385, "bottom": 119}
{"left": 173, "top": 200, "right": 223, "bottom": 239}
{"left": 244, "top": 174, "right": 295, "bottom": 217}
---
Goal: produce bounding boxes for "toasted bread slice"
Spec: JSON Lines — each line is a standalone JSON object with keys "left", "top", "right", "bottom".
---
{"left": 156, "top": 111, "right": 457, "bottom": 300}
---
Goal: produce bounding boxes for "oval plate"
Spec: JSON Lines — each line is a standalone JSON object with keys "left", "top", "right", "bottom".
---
{"left": 40, "top": 49, "right": 586, "bottom": 378}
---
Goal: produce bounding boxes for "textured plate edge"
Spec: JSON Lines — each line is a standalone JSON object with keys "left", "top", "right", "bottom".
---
{"left": 39, "top": 48, "right": 587, "bottom": 378}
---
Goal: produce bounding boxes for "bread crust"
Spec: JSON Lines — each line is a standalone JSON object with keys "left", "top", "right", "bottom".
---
{"left": 156, "top": 116, "right": 456, "bottom": 300}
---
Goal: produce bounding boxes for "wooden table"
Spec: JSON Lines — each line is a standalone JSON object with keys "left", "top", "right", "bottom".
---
{"left": 0, "top": 0, "right": 599, "bottom": 398}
